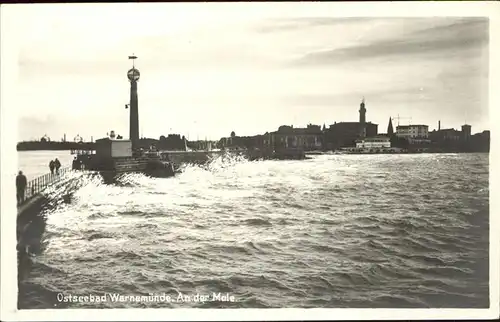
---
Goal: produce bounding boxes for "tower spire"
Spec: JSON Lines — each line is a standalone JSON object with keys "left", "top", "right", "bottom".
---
{"left": 387, "top": 116, "right": 394, "bottom": 136}
{"left": 128, "top": 54, "right": 137, "bottom": 68}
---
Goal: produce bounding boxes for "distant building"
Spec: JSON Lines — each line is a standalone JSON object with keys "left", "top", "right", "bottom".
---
{"left": 477, "top": 129, "right": 489, "bottom": 138}
{"left": 429, "top": 122, "right": 475, "bottom": 143}
{"left": 355, "top": 136, "right": 391, "bottom": 149}
{"left": 429, "top": 128, "right": 461, "bottom": 141}
{"left": 219, "top": 134, "right": 264, "bottom": 150}
{"left": 396, "top": 124, "right": 429, "bottom": 139}
{"left": 137, "top": 138, "right": 158, "bottom": 149}
{"left": 157, "top": 134, "right": 185, "bottom": 150}
{"left": 461, "top": 124, "right": 472, "bottom": 140}
{"left": 326, "top": 122, "right": 378, "bottom": 148}
{"left": 427, "top": 125, "right": 489, "bottom": 152}
{"left": 323, "top": 99, "right": 378, "bottom": 149}
{"left": 264, "top": 124, "right": 323, "bottom": 151}
{"left": 186, "top": 139, "right": 217, "bottom": 151}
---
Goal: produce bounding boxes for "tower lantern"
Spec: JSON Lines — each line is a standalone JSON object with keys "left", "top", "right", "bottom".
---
{"left": 127, "top": 54, "right": 140, "bottom": 151}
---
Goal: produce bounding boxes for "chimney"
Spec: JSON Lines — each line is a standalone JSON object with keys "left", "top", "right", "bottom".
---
{"left": 438, "top": 120, "right": 441, "bottom": 131}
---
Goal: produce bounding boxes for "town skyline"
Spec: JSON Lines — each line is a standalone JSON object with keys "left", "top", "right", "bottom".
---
{"left": 6, "top": 3, "right": 489, "bottom": 142}
{"left": 17, "top": 110, "right": 489, "bottom": 143}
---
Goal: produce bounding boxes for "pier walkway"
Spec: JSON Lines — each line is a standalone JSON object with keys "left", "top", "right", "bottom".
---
{"left": 17, "top": 167, "right": 71, "bottom": 217}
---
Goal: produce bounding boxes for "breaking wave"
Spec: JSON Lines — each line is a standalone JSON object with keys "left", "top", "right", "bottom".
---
{"left": 18, "top": 152, "right": 489, "bottom": 309}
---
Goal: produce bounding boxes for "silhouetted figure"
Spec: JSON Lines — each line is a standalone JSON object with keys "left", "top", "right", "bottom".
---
{"left": 72, "top": 157, "right": 81, "bottom": 170}
{"left": 54, "top": 158, "right": 61, "bottom": 175}
{"left": 49, "top": 160, "right": 55, "bottom": 174}
{"left": 16, "top": 171, "right": 27, "bottom": 206}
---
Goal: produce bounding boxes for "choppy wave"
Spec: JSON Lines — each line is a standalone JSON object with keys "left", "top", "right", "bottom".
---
{"left": 18, "top": 153, "right": 489, "bottom": 308}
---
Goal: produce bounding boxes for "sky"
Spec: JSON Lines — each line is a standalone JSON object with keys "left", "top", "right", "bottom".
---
{"left": 6, "top": 3, "right": 490, "bottom": 142}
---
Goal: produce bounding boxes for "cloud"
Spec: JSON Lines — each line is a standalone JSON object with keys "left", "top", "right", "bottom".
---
{"left": 13, "top": 13, "right": 491, "bottom": 140}
{"left": 282, "top": 86, "right": 427, "bottom": 107}
{"left": 18, "top": 115, "right": 58, "bottom": 141}
{"left": 413, "top": 17, "right": 488, "bottom": 37}
{"left": 294, "top": 18, "right": 488, "bottom": 66}
{"left": 18, "top": 113, "right": 124, "bottom": 143}
{"left": 255, "top": 17, "right": 377, "bottom": 33}
{"left": 18, "top": 18, "right": 283, "bottom": 77}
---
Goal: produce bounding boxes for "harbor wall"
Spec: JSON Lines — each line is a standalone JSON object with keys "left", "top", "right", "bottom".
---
{"left": 82, "top": 149, "right": 306, "bottom": 176}
{"left": 113, "top": 156, "right": 151, "bottom": 172}
{"left": 104, "top": 152, "right": 218, "bottom": 172}
{"left": 17, "top": 195, "right": 46, "bottom": 244}
{"left": 160, "top": 149, "right": 306, "bottom": 163}
{"left": 162, "top": 149, "right": 305, "bottom": 163}
{"left": 162, "top": 151, "right": 222, "bottom": 165}
{"left": 17, "top": 194, "right": 49, "bottom": 280}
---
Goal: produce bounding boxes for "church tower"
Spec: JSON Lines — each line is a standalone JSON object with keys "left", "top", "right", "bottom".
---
{"left": 359, "top": 97, "right": 366, "bottom": 124}
{"left": 359, "top": 97, "right": 367, "bottom": 137}
{"left": 387, "top": 117, "right": 394, "bottom": 136}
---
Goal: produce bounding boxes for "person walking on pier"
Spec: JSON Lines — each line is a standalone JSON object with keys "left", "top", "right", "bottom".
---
{"left": 54, "top": 158, "right": 61, "bottom": 175}
{"left": 16, "top": 171, "right": 27, "bottom": 206}
{"left": 49, "top": 160, "right": 55, "bottom": 175}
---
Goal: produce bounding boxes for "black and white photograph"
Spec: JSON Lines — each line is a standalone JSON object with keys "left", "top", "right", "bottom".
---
{"left": 1, "top": 1, "right": 499, "bottom": 321}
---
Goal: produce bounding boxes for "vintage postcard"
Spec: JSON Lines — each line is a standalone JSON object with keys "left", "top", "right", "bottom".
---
{"left": 1, "top": 1, "right": 499, "bottom": 321}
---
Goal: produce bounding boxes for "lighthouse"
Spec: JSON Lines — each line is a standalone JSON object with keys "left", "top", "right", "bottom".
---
{"left": 127, "top": 54, "right": 140, "bottom": 151}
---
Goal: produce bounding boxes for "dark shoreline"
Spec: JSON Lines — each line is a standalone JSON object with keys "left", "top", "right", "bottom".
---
{"left": 17, "top": 142, "right": 95, "bottom": 152}
{"left": 306, "top": 151, "right": 490, "bottom": 155}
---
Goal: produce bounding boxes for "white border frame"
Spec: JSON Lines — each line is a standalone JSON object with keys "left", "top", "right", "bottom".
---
{"left": 1, "top": 1, "right": 499, "bottom": 321}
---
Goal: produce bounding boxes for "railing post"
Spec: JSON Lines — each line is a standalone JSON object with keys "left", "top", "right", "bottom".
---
{"left": 21, "top": 166, "right": 74, "bottom": 203}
